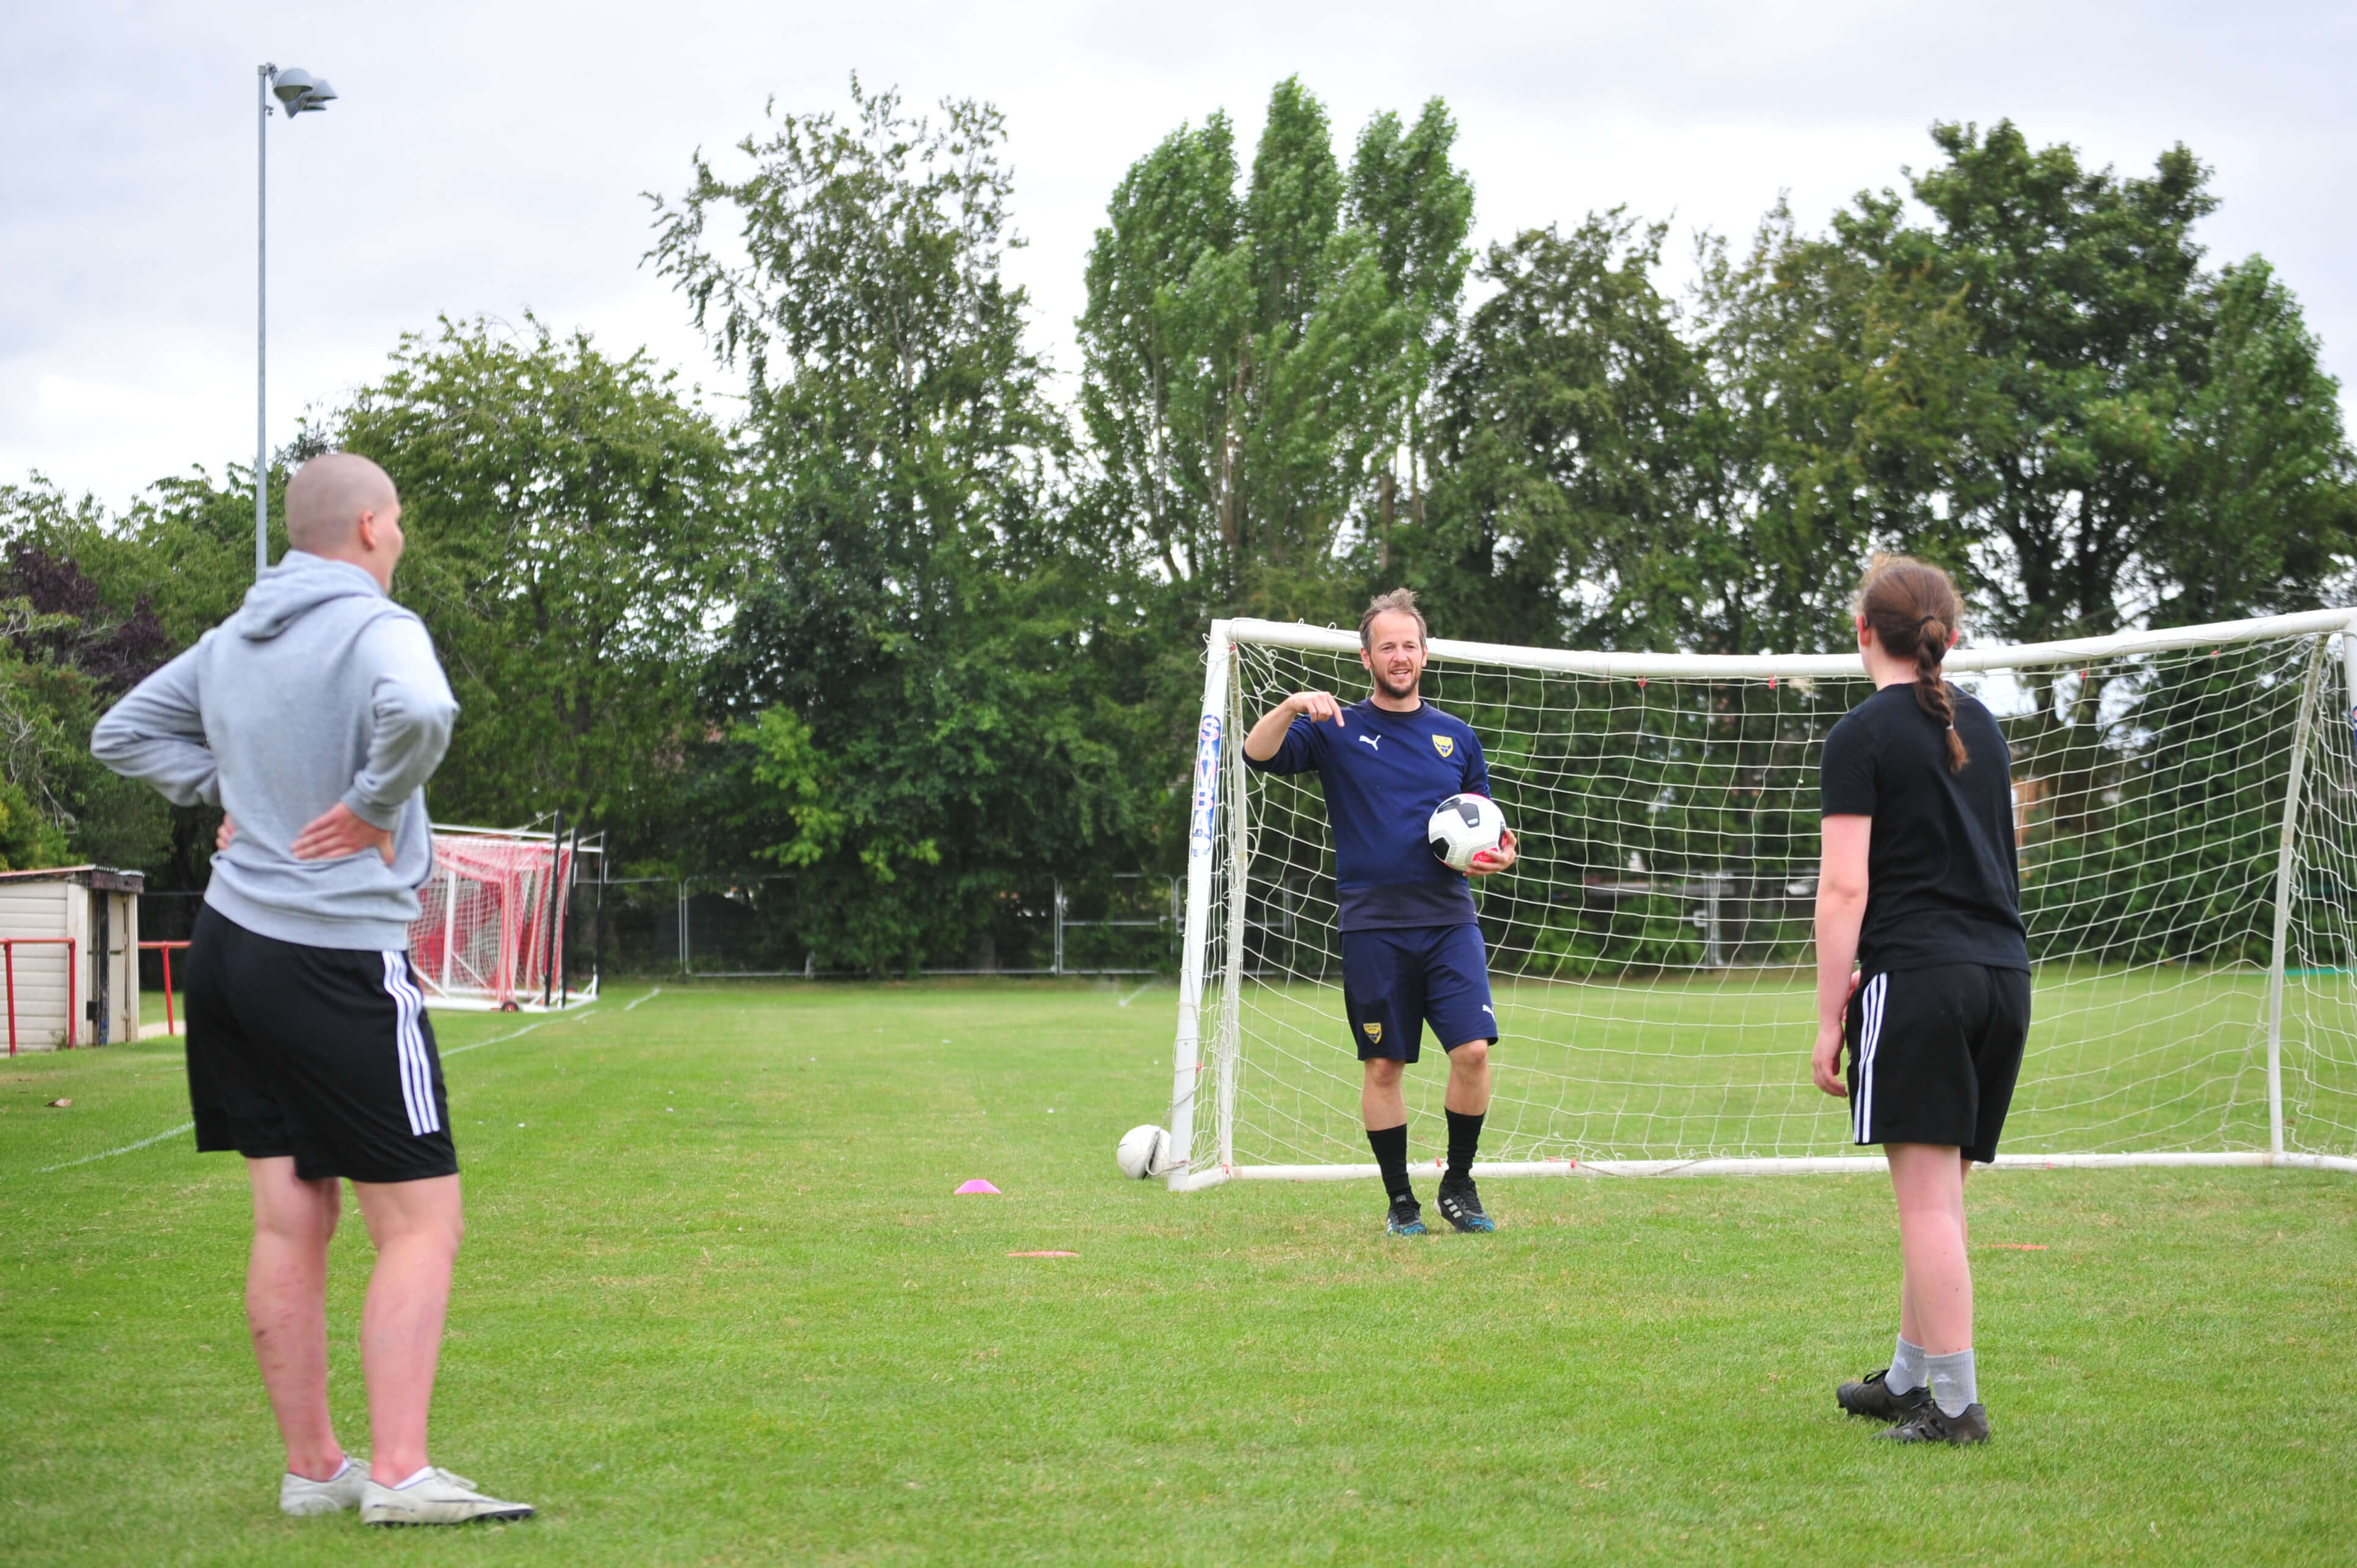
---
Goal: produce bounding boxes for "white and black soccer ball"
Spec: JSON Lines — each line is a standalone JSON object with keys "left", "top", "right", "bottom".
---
{"left": 1116, "top": 1124, "right": 1172, "bottom": 1180}
{"left": 1428, "top": 793, "right": 1508, "bottom": 873}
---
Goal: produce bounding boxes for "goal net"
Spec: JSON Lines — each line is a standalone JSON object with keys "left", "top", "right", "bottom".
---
{"left": 410, "top": 827, "right": 600, "bottom": 1011}
{"left": 1166, "top": 610, "right": 2357, "bottom": 1187}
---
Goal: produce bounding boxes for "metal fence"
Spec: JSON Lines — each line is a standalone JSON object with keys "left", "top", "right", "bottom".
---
{"left": 139, "top": 872, "right": 1182, "bottom": 986}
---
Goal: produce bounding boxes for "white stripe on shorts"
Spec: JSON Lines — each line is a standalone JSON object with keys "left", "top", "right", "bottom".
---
{"left": 1854, "top": 972, "right": 1887, "bottom": 1145}
{"left": 382, "top": 951, "right": 439, "bottom": 1136}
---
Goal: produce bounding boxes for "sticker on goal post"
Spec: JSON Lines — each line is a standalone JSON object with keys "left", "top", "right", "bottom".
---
{"left": 1188, "top": 715, "right": 1222, "bottom": 860}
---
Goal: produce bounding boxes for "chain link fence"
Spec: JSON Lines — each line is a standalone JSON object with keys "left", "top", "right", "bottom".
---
{"left": 139, "top": 872, "right": 1182, "bottom": 986}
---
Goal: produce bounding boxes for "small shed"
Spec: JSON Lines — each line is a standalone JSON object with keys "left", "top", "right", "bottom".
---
{"left": 0, "top": 866, "right": 143, "bottom": 1051}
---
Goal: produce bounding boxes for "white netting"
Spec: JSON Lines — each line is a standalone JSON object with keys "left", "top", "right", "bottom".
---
{"left": 1175, "top": 617, "right": 2357, "bottom": 1177}
{"left": 409, "top": 832, "right": 588, "bottom": 1010}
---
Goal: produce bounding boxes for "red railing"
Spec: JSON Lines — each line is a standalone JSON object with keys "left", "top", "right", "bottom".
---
{"left": 141, "top": 940, "right": 190, "bottom": 1039}
{"left": 2, "top": 937, "right": 76, "bottom": 1057}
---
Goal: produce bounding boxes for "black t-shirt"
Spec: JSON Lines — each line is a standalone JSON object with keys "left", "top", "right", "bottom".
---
{"left": 1820, "top": 683, "right": 2028, "bottom": 975}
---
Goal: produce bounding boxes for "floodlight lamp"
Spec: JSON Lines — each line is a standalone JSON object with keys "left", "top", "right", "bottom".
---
{"left": 271, "top": 68, "right": 316, "bottom": 111}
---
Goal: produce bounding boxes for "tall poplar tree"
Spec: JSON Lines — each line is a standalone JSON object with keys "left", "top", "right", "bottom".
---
{"left": 1077, "top": 80, "right": 1472, "bottom": 625}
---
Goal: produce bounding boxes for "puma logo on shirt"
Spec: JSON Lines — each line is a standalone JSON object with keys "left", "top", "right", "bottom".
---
{"left": 1358, "top": 734, "right": 1382, "bottom": 750}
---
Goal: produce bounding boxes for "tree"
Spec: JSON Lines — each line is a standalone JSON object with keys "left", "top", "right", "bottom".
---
{"left": 333, "top": 317, "right": 739, "bottom": 848}
{"left": 0, "top": 482, "right": 178, "bottom": 870}
{"left": 653, "top": 79, "right": 1163, "bottom": 973}
{"left": 1905, "top": 121, "right": 2220, "bottom": 643}
{"left": 1077, "top": 80, "right": 1469, "bottom": 626}
{"left": 2148, "top": 257, "right": 2357, "bottom": 625}
{"left": 1413, "top": 213, "right": 1718, "bottom": 652}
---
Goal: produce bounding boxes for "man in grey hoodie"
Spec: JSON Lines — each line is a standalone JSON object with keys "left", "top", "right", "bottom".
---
{"left": 92, "top": 453, "right": 532, "bottom": 1527}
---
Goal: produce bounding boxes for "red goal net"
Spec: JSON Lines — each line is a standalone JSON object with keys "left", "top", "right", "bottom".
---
{"left": 408, "top": 827, "right": 597, "bottom": 1010}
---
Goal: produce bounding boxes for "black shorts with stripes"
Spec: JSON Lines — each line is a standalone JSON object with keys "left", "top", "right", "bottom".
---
{"left": 183, "top": 904, "right": 457, "bottom": 1184}
{"left": 1845, "top": 962, "right": 2031, "bottom": 1165}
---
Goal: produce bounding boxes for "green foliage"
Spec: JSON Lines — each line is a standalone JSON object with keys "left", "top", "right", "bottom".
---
{"left": 1413, "top": 213, "right": 1719, "bottom": 652}
{"left": 331, "top": 317, "right": 737, "bottom": 846}
{"left": 653, "top": 79, "right": 1165, "bottom": 973}
{"left": 1078, "top": 79, "right": 1470, "bottom": 625}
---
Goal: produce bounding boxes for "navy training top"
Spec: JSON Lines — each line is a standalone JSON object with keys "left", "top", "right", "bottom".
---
{"left": 1244, "top": 697, "right": 1490, "bottom": 932}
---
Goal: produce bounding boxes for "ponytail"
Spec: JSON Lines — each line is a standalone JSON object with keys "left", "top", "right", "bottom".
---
{"left": 1856, "top": 555, "right": 1970, "bottom": 774}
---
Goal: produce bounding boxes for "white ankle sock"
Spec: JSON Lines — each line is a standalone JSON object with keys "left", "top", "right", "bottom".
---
{"left": 392, "top": 1465, "right": 436, "bottom": 1490}
{"left": 289, "top": 1456, "right": 353, "bottom": 1482}
{"left": 1888, "top": 1336, "right": 1928, "bottom": 1394}
{"left": 1926, "top": 1349, "right": 1978, "bottom": 1417}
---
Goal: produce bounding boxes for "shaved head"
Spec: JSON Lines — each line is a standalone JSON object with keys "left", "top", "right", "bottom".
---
{"left": 285, "top": 453, "right": 399, "bottom": 553}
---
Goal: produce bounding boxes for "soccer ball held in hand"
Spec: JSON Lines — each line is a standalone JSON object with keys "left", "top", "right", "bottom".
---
{"left": 1428, "top": 793, "right": 1507, "bottom": 873}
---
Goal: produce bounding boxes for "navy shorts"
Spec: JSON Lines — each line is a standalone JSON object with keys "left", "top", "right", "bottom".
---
{"left": 1340, "top": 923, "right": 1497, "bottom": 1063}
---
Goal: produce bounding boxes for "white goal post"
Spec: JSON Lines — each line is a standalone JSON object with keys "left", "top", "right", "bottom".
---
{"left": 1165, "top": 609, "right": 2357, "bottom": 1190}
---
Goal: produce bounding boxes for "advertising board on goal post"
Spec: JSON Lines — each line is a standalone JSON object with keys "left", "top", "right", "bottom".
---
{"left": 1165, "top": 609, "right": 2357, "bottom": 1191}
{"left": 410, "top": 822, "right": 603, "bottom": 1012}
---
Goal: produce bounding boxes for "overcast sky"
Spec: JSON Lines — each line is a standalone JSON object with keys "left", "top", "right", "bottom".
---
{"left": 5, "top": 0, "right": 2350, "bottom": 508}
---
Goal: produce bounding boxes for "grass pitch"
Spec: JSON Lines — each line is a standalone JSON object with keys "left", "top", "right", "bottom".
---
{"left": 4, "top": 982, "right": 2353, "bottom": 1566}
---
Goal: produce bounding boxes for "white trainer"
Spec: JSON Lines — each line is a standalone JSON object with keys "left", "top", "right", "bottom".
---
{"left": 359, "top": 1467, "right": 534, "bottom": 1526}
{"left": 279, "top": 1457, "right": 369, "bottom": 1516}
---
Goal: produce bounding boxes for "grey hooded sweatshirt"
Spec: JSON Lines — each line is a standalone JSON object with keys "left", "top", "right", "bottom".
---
{"left": 92, "top": 551, "right": 458, "bottom": 951}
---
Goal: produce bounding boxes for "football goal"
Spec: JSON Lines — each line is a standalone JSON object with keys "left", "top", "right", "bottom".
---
{"left": 1165, "top": 609, "right": 2357, "bottom": 1188}
{"left": 411, "top": 824, "right": 602, "bottom": 1011}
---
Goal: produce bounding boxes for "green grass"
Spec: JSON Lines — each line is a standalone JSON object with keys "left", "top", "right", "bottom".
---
{"left": 1226, "top": 967, "right": 2357, "bottom": 1165}
{"left": 4, "top": 982, "right": 2353, "bottom": 1566}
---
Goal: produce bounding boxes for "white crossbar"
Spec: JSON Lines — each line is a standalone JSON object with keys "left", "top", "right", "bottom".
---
{"left": 1224, "top": 607, "right": 2357, "bottom": 680}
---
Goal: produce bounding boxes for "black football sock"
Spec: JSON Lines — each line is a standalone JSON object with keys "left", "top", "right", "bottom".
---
{"left": 1445, "top": 1108, "right": 1485, "bottom": 1184}
{"left": 1367, "top": 1123, "right": 1415, "bottom": 1207}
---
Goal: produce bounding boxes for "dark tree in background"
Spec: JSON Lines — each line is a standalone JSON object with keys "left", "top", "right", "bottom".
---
{"left": 333, "top": 315, "right": 737, "bottom": 848}
{"left": 1077, "top": 79, "right": 1472, "bottom": 630}
{"left": 651, "top": 81, "right": 1164, "bottom": 973}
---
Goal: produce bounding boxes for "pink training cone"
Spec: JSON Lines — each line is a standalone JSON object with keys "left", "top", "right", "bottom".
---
{"left": 955, "top": 1179, "right": 1002, "bottom": 1195}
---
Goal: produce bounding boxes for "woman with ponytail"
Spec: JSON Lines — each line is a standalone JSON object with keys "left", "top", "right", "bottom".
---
{"left": 1813, "top": 554, "right": 2029, "bottom": 1445}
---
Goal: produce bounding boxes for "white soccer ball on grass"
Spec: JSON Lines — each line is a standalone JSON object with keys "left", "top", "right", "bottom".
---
{"left": 1116, "top": 1124, "right": 1173, "bottom": 1180}
{"left": 1428, "top": 793, "right": 1508, "bottom": 872}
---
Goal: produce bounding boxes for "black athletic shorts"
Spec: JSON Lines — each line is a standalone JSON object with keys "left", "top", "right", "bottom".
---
{"left": 183, "top": 904, "right": 457, "bottom": 1184}
{"left": 1845, "top": 962, "right": 2031, "bottom": 1165}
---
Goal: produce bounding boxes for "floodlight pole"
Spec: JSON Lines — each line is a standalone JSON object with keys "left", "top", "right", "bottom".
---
{"left": 254, "top": 62, "right": 335, "bottom": 579}
{"left": 256, "top": 65, "right": 271, "bottom": 577}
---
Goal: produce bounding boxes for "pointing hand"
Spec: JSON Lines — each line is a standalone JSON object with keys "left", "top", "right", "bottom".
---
{"left": 1289, "top": 691, "right": 1345, "bottom": 727}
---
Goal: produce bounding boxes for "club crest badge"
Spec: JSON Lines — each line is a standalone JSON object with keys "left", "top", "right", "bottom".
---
{"left": 1432, "top": 735, "right": 1455, "bottom": 758}
{"left": 1361, "top": 1021, "right": 1382, "bottom": 1044}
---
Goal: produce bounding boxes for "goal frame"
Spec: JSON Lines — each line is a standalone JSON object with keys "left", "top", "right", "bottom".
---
{"left": 1165, "top": 607, "right": 2357, "bottom": 1190}
{"left": 411, "top": 822, "right": 604, "bottom": 1013}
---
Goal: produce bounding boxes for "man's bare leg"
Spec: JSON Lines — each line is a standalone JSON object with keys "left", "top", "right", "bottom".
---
{"left": 351, "top": 1174, "right": 463, "bottom": 1486}
{"left": 1443, "top": 1039, "right": 1491, "bottom": 1116}
{"left": 244, "top": 1157, "right": 346, "bottom": 1481}
{"left": 1361, "top": 1057, "right": 1406, "bottom": 1130}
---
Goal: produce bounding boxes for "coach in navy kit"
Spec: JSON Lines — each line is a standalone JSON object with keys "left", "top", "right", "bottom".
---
{"left": 1242, "top": 588, "right": 1517, "bottom": 1236}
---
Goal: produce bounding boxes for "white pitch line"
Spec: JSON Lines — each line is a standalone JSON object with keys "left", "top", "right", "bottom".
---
{"left": 1116, "top": 981, "right": 1157, "bottom": 1008}
{"left": 623, "top": 987, "right": 662, "bottom": 1012}
{"left": 36, "top": 1000, "right": 611, "bottom": 1174}
{"left": 38, "top": 1121, "right": 196, "bottom": 1173}
{"left": 439, "top": 999, "right": 606, "bottom": 1058}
